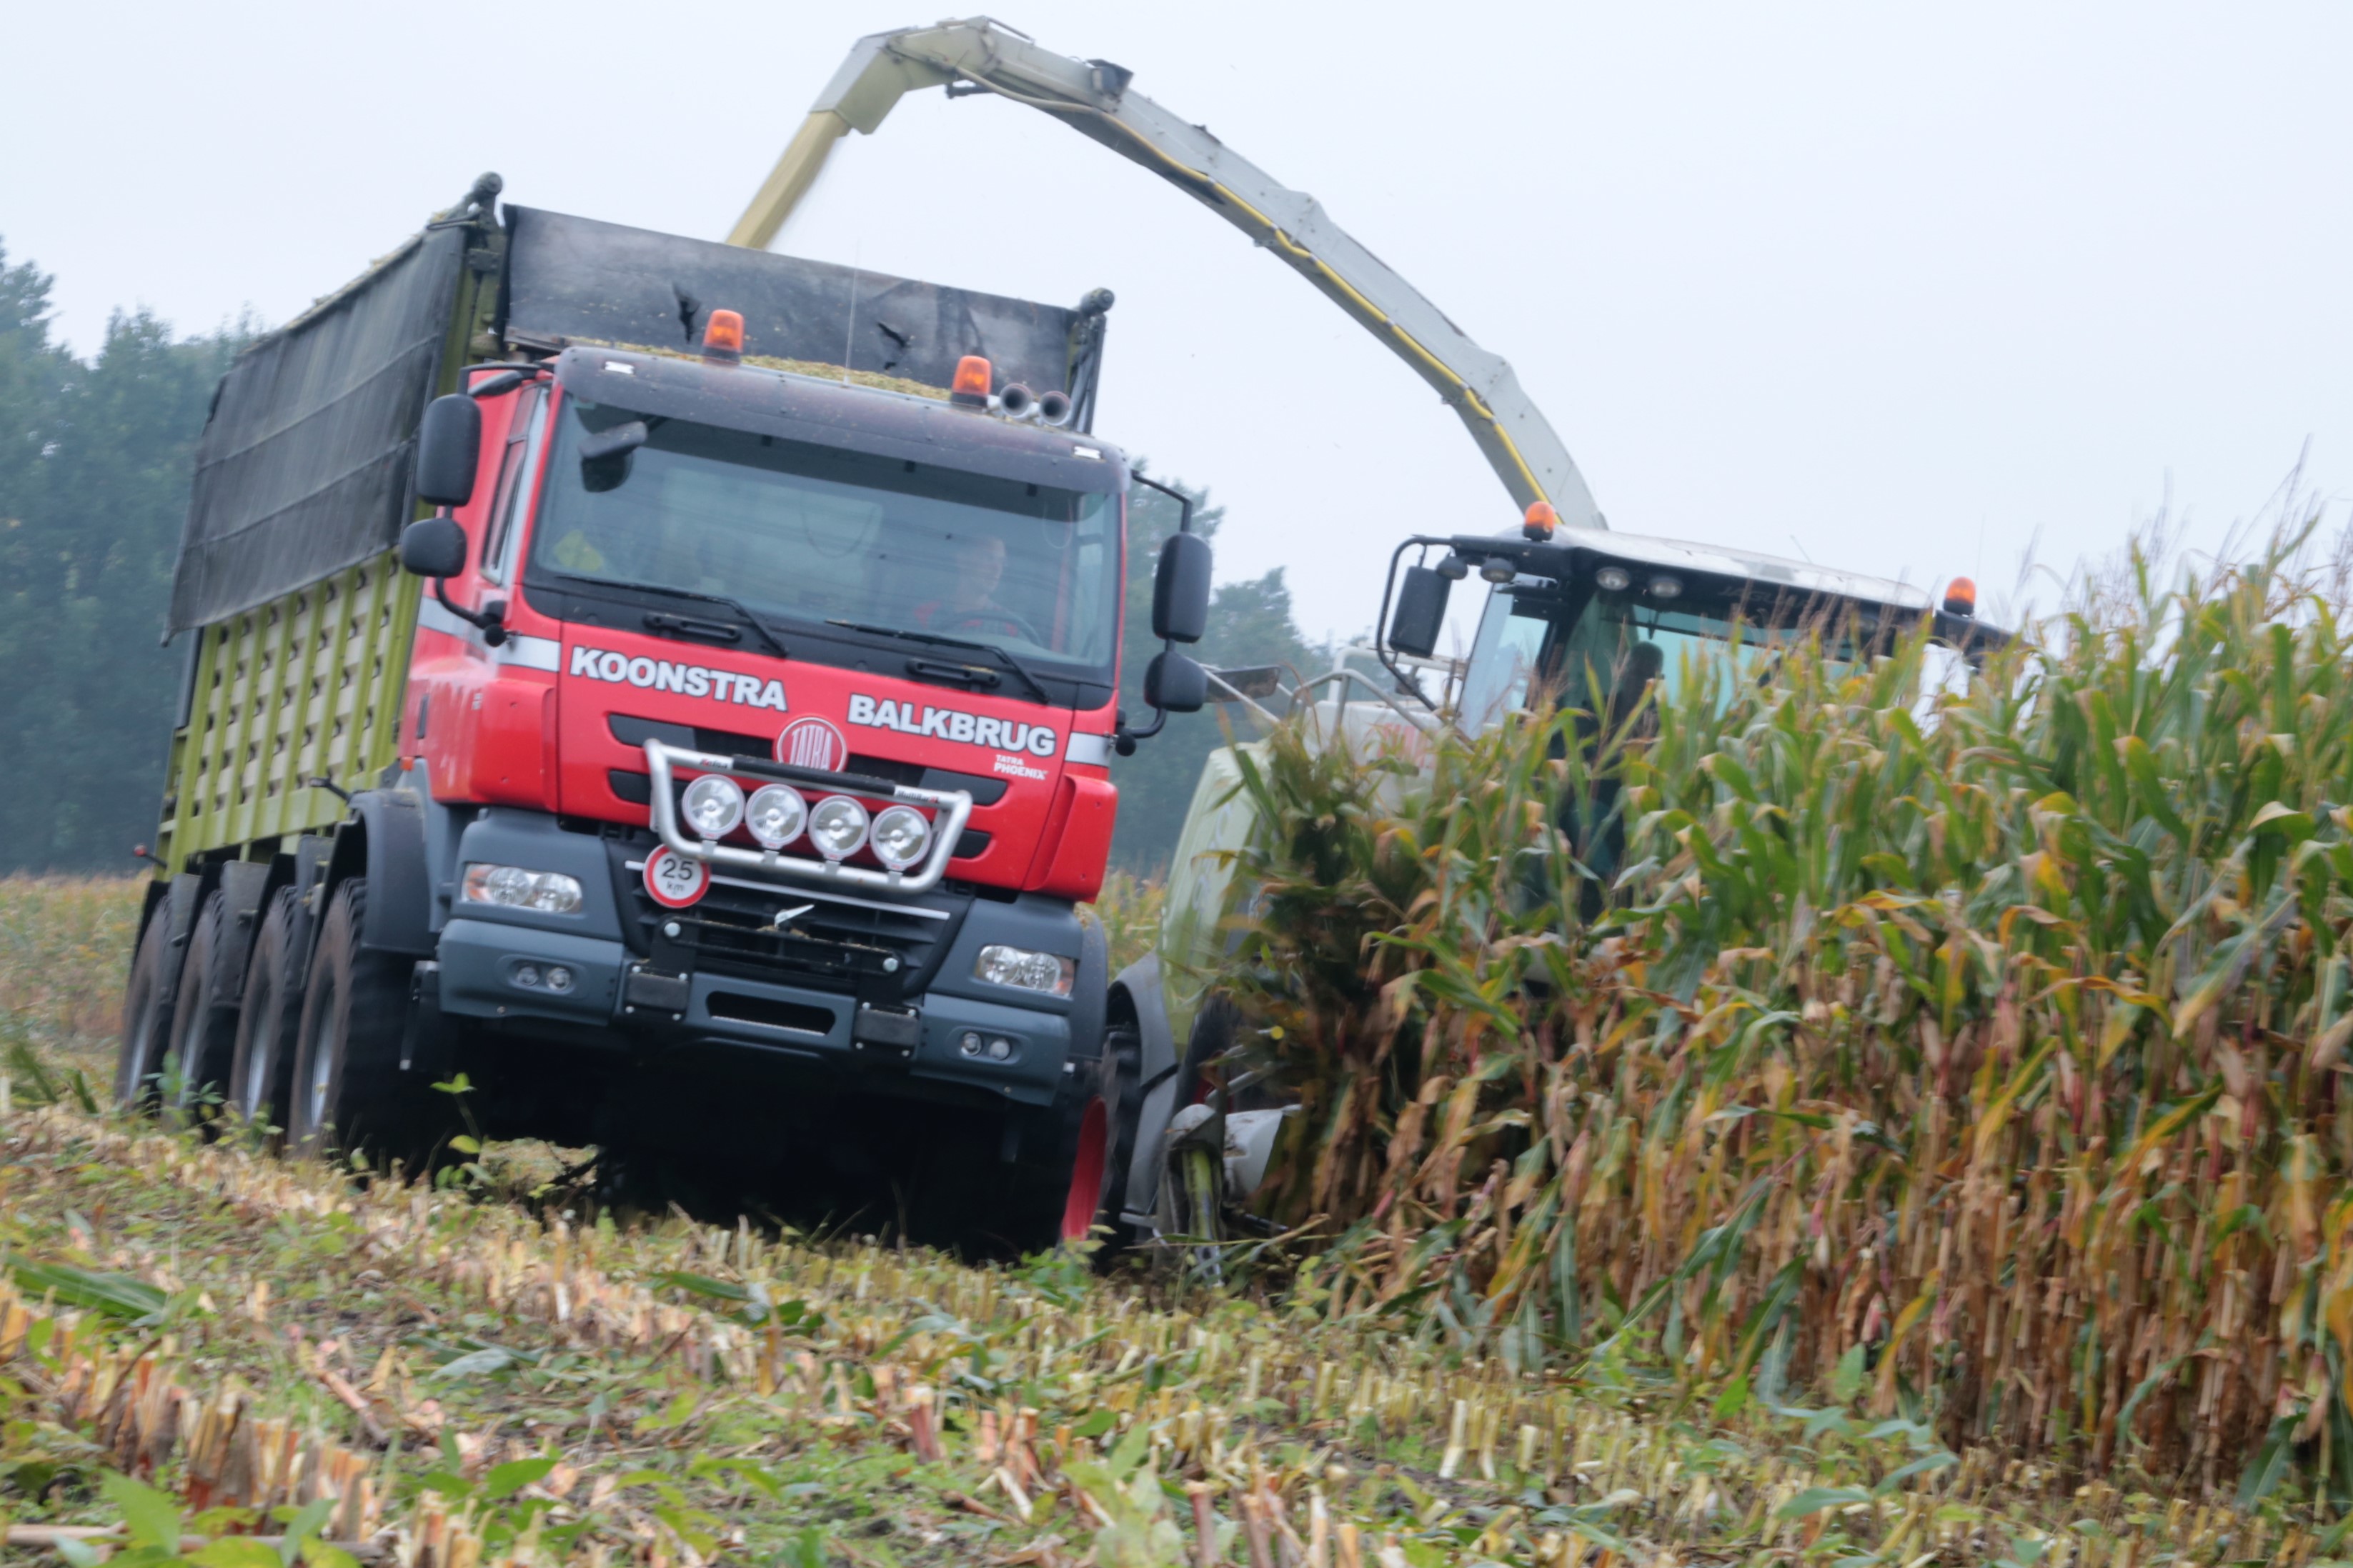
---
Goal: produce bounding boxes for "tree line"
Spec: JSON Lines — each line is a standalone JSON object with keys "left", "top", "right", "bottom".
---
{"left": 0, "top": 237, "right": 1310, "bottom": 877}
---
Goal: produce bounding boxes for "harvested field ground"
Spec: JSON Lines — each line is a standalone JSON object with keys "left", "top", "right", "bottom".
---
{"left": 0, "top": 884, "right": 2310, "bottom": 1567}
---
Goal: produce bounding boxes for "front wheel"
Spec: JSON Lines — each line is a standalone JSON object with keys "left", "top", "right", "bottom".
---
{"left": 287, "top": 879, "right": 449, "bottom": 1172}
{"left": 992, "top": 1049, "right": 1130, "bottom": 1256}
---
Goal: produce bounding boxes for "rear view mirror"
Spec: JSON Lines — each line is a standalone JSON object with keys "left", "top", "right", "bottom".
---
{"left": 1145, "top": 650, "right": 1208, "bottom": 714}
{"left": 414, "top": 394, "right": 482, "bottom": 507}
{"left": 399, "top": 516, "right": 469, "bottom": 578}
{"left": 1388, "top": 564, "right": 1452, "bottom": 659}
{"left": 1151, "top": 533, "right": 1212, "bottom": 643}
{"left": 579, "top": 419, "right": 647, "bottom": 494}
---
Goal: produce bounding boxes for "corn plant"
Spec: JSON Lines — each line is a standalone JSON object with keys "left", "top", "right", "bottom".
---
{"left": 1213, "top": 524, "right": 2353, "bottom": 1503}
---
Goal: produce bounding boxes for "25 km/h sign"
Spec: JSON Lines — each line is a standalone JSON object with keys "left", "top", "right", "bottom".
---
{"left": 643, "top": 845, "right": 711, "bottom": 909}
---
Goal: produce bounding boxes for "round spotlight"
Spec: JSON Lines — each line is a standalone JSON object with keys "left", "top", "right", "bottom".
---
{"left": 544, "top": 966, "right": 574, "bottom": 994}
{"left": 513, "top": 963, "right": 542, "bottom": 989}
{"left": 1647, "top": 574, "right": 1683, "bottom": 601}
{"left": 808, "top": 795, "right": 870, "bottom": 861}
{"left": 745, "top": 784, "right": 807, "bottom": 849}
{"left": 957, "top": 1031, "right": 985, "bottom": 1057}
{"left": 870, "top": 805, "right": 932, "bottom": 872}
{"left": 1479, "top": 554, "right": 1518, "bottom": 584}
{"left": 680, "top": 774, "right": 745, "bottom": 839}
{"left": 1593, "top": 565, "right": 1632, "bottom": 593}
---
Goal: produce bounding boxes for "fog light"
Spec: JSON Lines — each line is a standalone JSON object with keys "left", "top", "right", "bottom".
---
{"left": 681, "top": 774, "right": 745, "bottom": 839}
{"left": 513, "top": 963, "right": 542, "bottom": 989}
{"left": 986, "top": 1037, "right": 1013, "bottom": 1061}
{"left": 1593, "top": 565, "right": 1631, "bottom": 593}
{"left": 957, "top": 1031, "right": 985, "bottom": 1057}
{"left": 544, "top": 966, "right": 574, "bottom": 994}
{"left": 870, "top": 804, "right": 932, "bottom": 872}
{"left": 746, "top": 783, "right": 807, "bottom": 848}
{"left": 809, "top": 795, "right": 870, "bottom": 861}
{"left": 973, "top": 944, "right": 1075, "bottom": 997}
{"left": 462, "top": 864, "right": 584, "bottom": 914}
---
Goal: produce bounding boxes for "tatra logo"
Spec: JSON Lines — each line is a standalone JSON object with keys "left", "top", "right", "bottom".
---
{"left": 847, "top": 694, "right": 1058, "bottom": 759}
{"left": 777, "top": 716, "right": 847, "bottom": 771}
{"left": 567, "top": 646, "right": 788, "bottom": 712}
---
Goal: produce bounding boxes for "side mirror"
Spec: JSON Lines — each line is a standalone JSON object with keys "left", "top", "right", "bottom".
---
{"left": 1387, "top": 564, "right": 1452, "bottom": 659}
{"left": 415, "top": 394, "right": 482, "bottom": 506}
{"left": 1151, "top": 532, "right": 1212, "bottom": 644}
{"left": 1144, "top": 650, "right": 1208, "bottom": 714}
{"left": 399, "top": 516, "right": 469, "bottom": 578}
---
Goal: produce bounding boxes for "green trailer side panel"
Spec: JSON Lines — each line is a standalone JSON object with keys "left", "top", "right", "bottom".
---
{"left": 154, "top": 559, "right": 422, "bottom": 869}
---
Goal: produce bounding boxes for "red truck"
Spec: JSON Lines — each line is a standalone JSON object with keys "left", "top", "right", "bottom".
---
{"left": 116, "top": 179, "right": 1213, "bottom": 1250}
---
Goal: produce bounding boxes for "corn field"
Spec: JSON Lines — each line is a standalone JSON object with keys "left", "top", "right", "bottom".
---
{"left": 1218, "top": 528, "right": 2353, "bottom": 1507}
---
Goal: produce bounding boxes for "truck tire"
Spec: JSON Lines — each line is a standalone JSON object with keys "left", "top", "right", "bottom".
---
{"left": 114, "top": 914, "right": 180, "bottom": 1109}
{"left": 287, "top": 879, "right": 446, "bottom": 1171}
{"left": 159, "top": 894, "right": 240, "bottom": 1118}
{"left": 996, "top": 1049, "right": 1126, "bottom": 1255}
{"left": 227, "top": 889, "right": 304, "bottom": 1134}
{"left": 1095, "top": 1025, "right": 1145, "bottom": 1244}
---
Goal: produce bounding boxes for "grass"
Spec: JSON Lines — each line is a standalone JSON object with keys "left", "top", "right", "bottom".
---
{"left": 0, "top": 875, "right": 141, "bottom": 1095}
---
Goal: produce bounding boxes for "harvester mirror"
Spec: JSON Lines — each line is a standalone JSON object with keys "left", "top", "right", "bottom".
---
{"left": 1145, "top": 650, "right": 1208, "bottom": 714}
{"left": 414, "top": 394, "right": 482, "bottom": 507}
{"left": 399, "top": 516, "right": 469, "bottom": 579}
{"left": 1388, "top": 564, "right": 1452, "bottom": 659}
{"left": 1152, "top": 532, "right": 1212, "bottom": 643}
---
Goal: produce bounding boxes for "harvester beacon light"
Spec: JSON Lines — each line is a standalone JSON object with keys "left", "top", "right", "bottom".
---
{"left": 701, "top": 309, "right": 745, "bottom": 365}
{"left": 950, "top": 355, "right": 993, "bottom": 408}
{"left": 1522, "top": 501, "right": 1558, "bottom": 541}
{"left": 1943, "top": 577, "right": 1978, "bottom": 617}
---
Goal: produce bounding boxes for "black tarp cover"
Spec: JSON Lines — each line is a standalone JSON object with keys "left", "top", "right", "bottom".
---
{"left": 499, "top": 207, "right": 1080, "bottom": 399}
{"left": 168, "top": 225, "right": 465, "bottom": 632}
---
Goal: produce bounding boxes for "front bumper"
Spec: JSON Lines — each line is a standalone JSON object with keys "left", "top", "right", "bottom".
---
{"left": 434, "top": 811, "right": 1082, "bottom": 1107}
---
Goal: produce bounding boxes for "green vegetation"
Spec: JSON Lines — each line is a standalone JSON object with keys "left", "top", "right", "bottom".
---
{"left": 1215, "top": 526, "right": 2353, "bottom": 1517}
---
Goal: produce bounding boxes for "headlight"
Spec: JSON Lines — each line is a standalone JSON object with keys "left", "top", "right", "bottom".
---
{"left": 870, "top": 805, "right": 932, "bottom": 871}
{"left": 973, "top": 944, "right": 1075, "bottom": 997}
{"left": 680, "top": 774, "right": 745, "bottom": 839}
{"left": 462, "top": 864, "right": 584, "bottom": 914}
{"left": 745, "top": 784, "right": 807, "bottom": 848}
{"left": 808, "top": 795, "right": 870, "bottom": 860}
{"left": 1593, "top": 565, "right": 1631, "bottom": 593}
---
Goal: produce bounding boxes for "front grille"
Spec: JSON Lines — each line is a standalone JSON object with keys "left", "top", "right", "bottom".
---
{"left": 612, "top": 835, "right": 970, "bottom": 1004}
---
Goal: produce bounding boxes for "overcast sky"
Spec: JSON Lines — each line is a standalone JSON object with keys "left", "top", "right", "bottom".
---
{"left": 7, "top": 2, "right": 2348, "bottom": 645}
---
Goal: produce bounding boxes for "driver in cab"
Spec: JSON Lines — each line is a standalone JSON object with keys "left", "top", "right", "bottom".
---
{"left": 914, "top": 531, "right": 1023, "bottom": 641}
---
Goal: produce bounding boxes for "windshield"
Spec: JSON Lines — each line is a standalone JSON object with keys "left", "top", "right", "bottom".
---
{"left": 1461, "top": 576, "right": 1861, "bottom": 730}
{"left": 529, "top": 399, "right": 1121, "bottom": 688}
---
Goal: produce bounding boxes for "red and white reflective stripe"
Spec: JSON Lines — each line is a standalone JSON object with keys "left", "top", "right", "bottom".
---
{"left": 642, "top": 845, "right": 710, "bottom": 909}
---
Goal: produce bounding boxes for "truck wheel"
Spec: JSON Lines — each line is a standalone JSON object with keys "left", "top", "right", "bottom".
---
{"left": 1095, "top": 1026, "right": 1145, "bottom": 1243}
{"left": 228, "top": 889, "right": 304, "bottom": 1134}
{"left": 287, "top": 879, "right": 443, "bottom": 1170}
{"left": 114, "top": 912, "right": 181, "bottom": 1110}
{"left": 998, "top": 1051, "right": 1126, "bottom": 1255}
{"left": 159, "top": 894, "right": 240, "bottom": 1119}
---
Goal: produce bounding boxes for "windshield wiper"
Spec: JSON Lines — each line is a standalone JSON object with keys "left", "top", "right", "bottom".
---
{"left": 825, "top": 620, "right": 1051, "bottom": 704}
{"left": 640, "top": 588, "right": 791, "bottom": 659}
